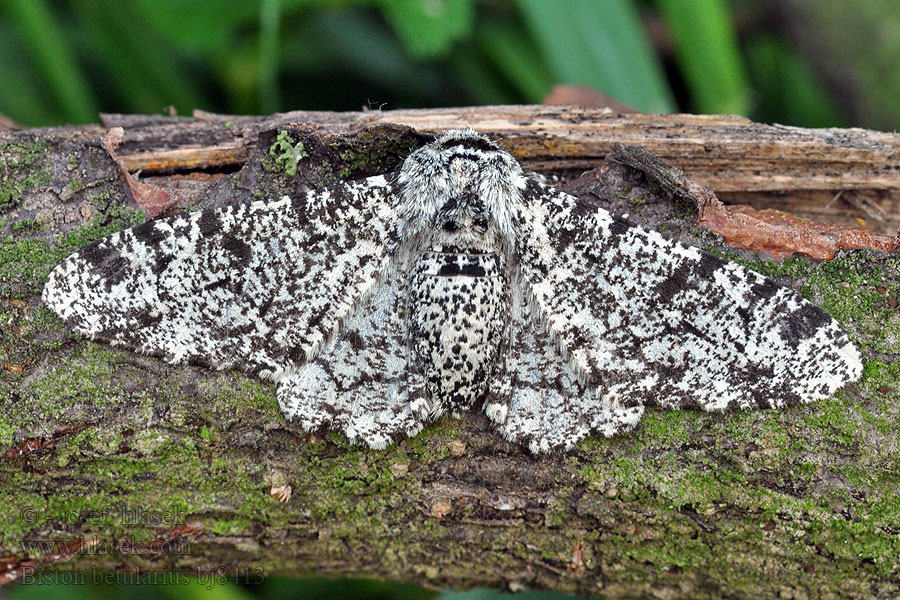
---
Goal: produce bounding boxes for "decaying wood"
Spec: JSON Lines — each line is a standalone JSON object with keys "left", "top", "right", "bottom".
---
{"left": 1, "top": 108, "right": 899, "bottom": 599}
{"left": 610, "top": 143, "right": 897, "bottom": 259}
{"left": 96, "top": 105, "right": 900, "bottom": 233}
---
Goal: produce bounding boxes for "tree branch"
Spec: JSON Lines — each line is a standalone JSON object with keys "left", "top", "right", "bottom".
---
{"left": 1, "top": 107, "right": 899, "bottom": 598}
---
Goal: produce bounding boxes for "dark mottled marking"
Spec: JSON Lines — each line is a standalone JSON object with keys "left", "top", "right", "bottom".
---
{"left": 795, "top": 304, "right": 831, "bottom": 331}
{"left": 133, "top": 309, "right": 163, "bottom": 329}
{"left": 197, "top": 211, "right": 221, "bottom": 237}
{"left": 80, "top": 241, "right": 120, "bottom": 269}
{"left": 653, "top": 262, "right": 693, "bottom": 305}
{"left": 287, "top": 345, "right": 305, "bottom": 363}
{"left": 750, "top": 278, "right": 779, "bottom": 300}
{"left": 696, "top": 252, "right": 722, "bottom": 279}
{"left": 221, "top": 235, "right": 252, "bottom": 265}
{"left": 151, "top": 254, "right": 175, "bottom": 275}
{"left": 203, "top": 278, "right": 230, "bottom": 292}
{"left": 346, "top": 330, "right": 365, "bottom": 351}
{"left": 131, "top": 221, "right": 168, "bottom": 245}
{"left": 608, "top": 218, "right": 630, "bottom": 236}
{"left": 257, "top": 296, "right": 274, "bottom": 317}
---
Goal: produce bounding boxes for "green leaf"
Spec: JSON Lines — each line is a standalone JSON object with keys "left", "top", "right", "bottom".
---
{"left": 513, "top": 0, "right": 675, "bottom": 112}
{"left": 655, "top": 0, "right": 750, "bottom": 115}
{"left": 376, "top": 0, "right": 475, "bottom": 59}
{"left": 71, "top": 0, "right": 204, "bottom": 115}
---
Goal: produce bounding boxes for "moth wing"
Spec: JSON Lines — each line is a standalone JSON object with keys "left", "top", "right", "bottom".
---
{"left": 513, "top": 180, "right": 862, "bottom": 412}
{"left": 485, "top": 293, "right": 644, "bottom": 453}
{"left": 43, "top": 176, "right": 400, "bottom": 380}
{"left": 278, "top": 266, "right": 429, "bottom": 449}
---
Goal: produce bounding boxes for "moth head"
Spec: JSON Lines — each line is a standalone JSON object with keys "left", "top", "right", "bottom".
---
{"left": 397, "top": 130, "right": 526, "bottom": 240}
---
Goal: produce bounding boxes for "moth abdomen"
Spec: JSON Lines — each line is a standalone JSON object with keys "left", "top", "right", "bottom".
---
{"left": 410, "top": 250, "right": 509, "bottom": 414}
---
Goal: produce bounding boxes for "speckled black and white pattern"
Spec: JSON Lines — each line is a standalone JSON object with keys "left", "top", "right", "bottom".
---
{"left": 43, "top": 130, "right": 864, "bottom": 453}
{"left": 411, "top": 250, "right": 508, "bottom": 417}
{"left": 513, "top": 178, "right": 862, "bottom": 418}
{"left": 44, "top": 178, "right": 402, "bottom": 382}
{"left": 277, "top": 266, "right": 430, "bottom": 449}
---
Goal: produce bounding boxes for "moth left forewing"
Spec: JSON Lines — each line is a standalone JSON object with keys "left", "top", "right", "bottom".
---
{"left": 513, "top": 179, "right": 862, "bottom": 415}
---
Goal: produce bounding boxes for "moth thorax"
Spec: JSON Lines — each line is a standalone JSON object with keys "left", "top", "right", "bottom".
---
{"left": 409, "top": 248, "right": 509, "bottom": 414}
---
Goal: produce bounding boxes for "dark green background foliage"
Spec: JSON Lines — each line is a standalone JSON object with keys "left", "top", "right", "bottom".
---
{"left": 4, "top": 1, "right": 899, "bottom": 599}
{"left": 2, "top": 0, "right": 900, "bottom": 129}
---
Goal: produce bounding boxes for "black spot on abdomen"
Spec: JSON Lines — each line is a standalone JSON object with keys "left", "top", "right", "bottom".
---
{"left": 437, "top": 262, "right": 487, "bottom": 277}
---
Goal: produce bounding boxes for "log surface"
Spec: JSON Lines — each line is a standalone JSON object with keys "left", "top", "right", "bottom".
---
{"left": 1, "top": 108, "right": 899, "bottom": 598}
{"left": 98, "top": 105, "right": 900, "bottom": 233}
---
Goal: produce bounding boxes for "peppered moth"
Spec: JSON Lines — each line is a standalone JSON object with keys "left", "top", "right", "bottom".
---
{"left": 43, "top": 130, "right": 863, "bottom": 453}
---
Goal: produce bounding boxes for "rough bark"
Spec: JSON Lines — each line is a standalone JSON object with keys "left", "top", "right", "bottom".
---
{"left": 1, "top": 107, "right": 899, "bottom": 599}
{"left": 100, "top": 105, "right": 900, "bottom": 232}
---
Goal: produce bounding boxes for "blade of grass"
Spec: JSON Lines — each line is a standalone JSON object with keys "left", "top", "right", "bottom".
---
{"left": 0, "top": 27, "right": 58, "bottom": 125}
{"left": 76, "top": 0, "right": 204, "bottom": 115}
{"left": 655, "top": 0, "right": 750, "bottom": 115}
{"left": 259, "top": 0, "right": 282, "bottom": 113}
{"left": 376, "top": 0, "right": 475, "bottom": 59}
{"left": 5, "top": 0, "right": 98, "bottom": 123}
{"left": 745, "top": 34, "right": 843, "bottom": 127}
{"left": 450, "top": 44, "right": 519, "bottom": 105}
{"left": 514, "top": 0, "right": 674, "bottom": 112}
{"left": 308, "top": 9, "right": 446, "bottom": 91}
{"left": 130, "top": 0, "right": 261, "bottom": 50}
{"left": 475, "top": 20, "right": 554, "bottom": 102}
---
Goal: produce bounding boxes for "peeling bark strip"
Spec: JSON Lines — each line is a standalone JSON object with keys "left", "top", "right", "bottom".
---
{"left": 610, "top": 143, "right": 899, "bottom": 259}
{"left": 1, "top": 110, "right": 900, "bottom": 599}
{"left": 101, "top": 106, "right": 900, "bottom": 193}
{"left": 95, "top": 105, "right": 900, "bottom": 233}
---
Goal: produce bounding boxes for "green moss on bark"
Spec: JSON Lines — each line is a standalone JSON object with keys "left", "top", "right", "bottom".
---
{"left": 1, "top": 135, "right": 898, "bottom": 596}
{"left": 0, "top": 140, "right": 52, "bottom": 211}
